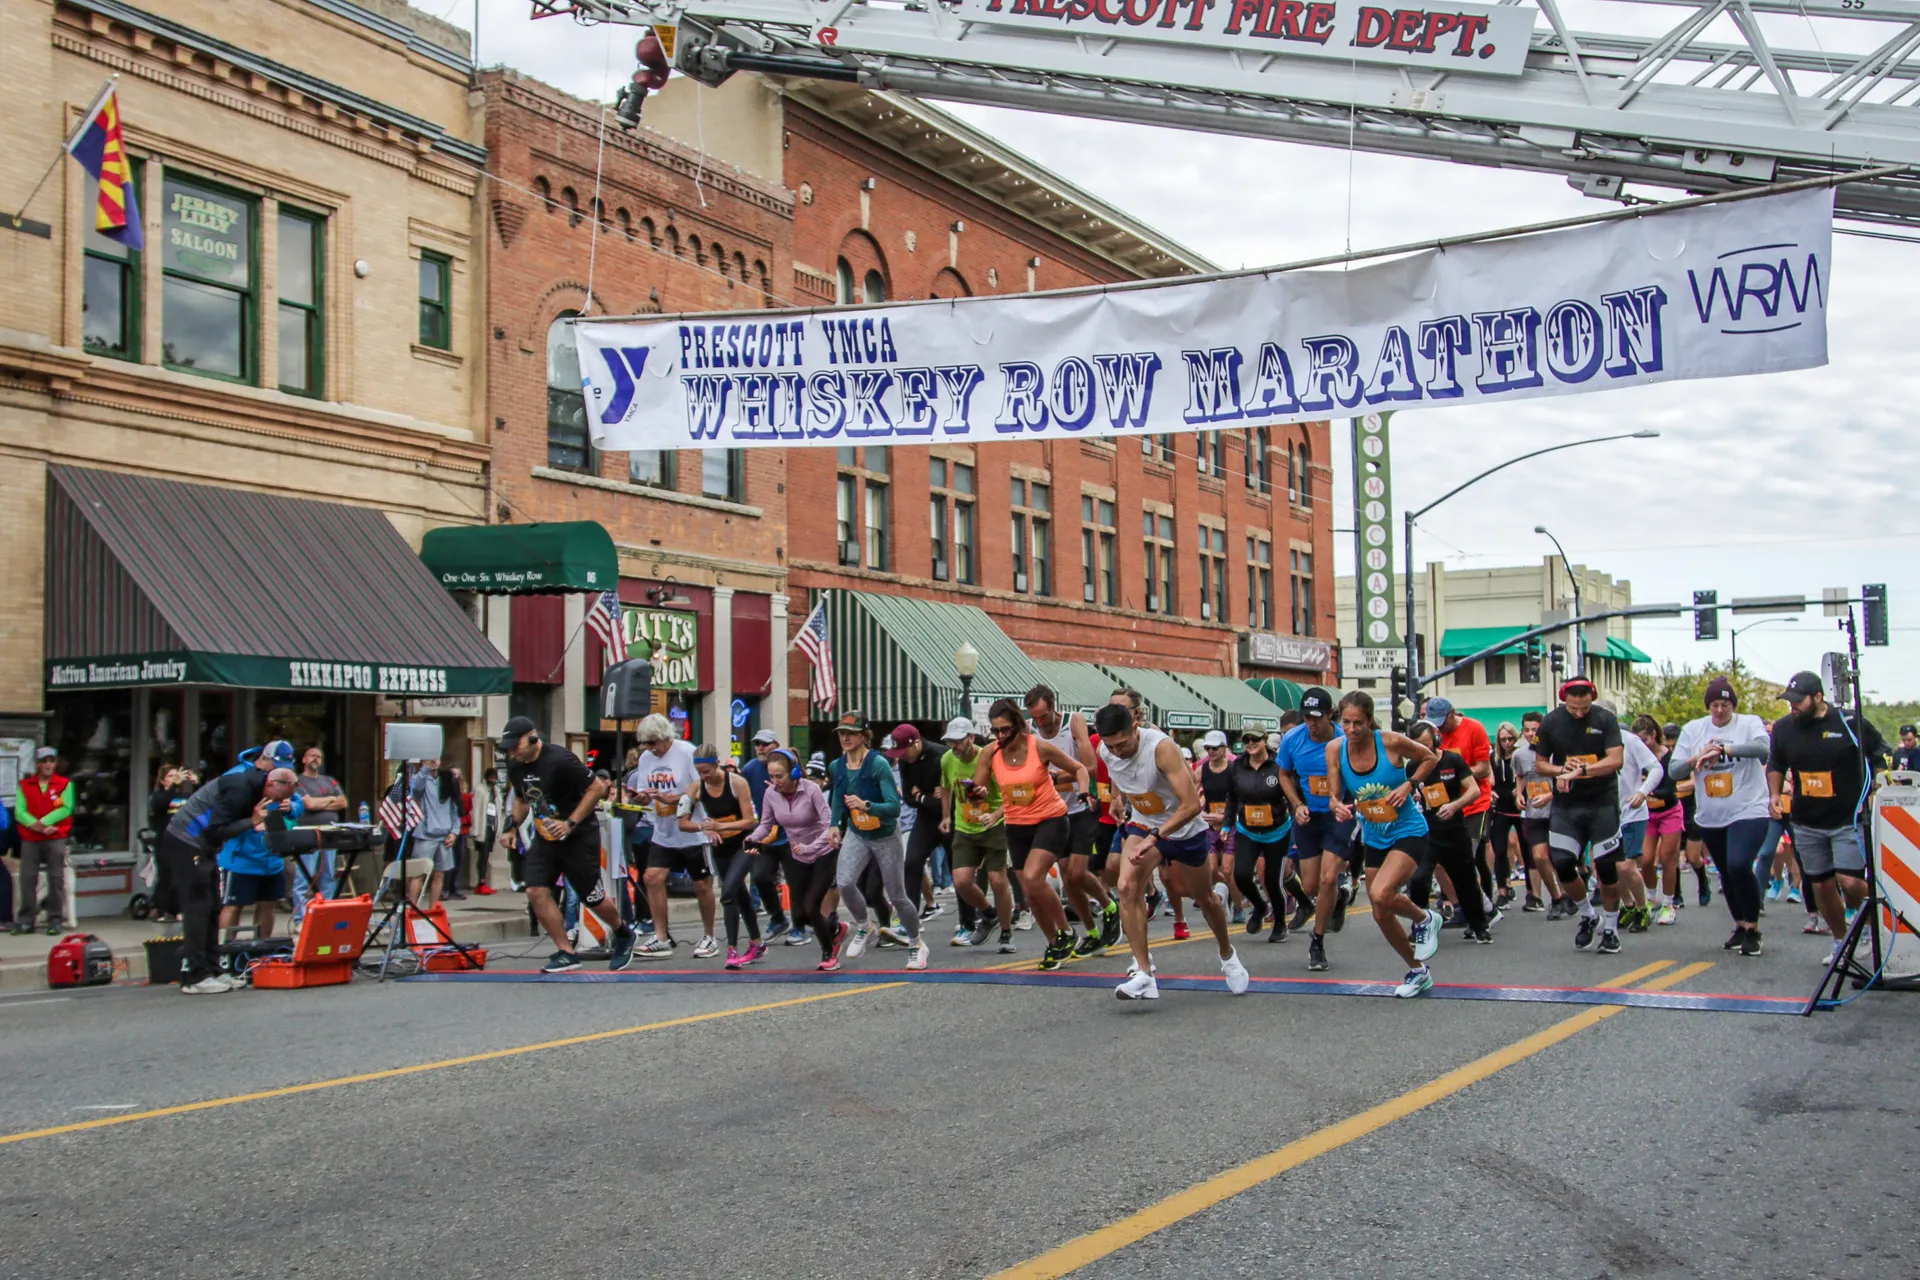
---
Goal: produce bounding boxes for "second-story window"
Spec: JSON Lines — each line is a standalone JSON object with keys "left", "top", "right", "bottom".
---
{"left": 929, "top": 457, "right": 976, "bottom": 584}
{"left": 1198, "top": 525, "right": 1227, "bottom": 623}
{"left": 1082, "top": 496, "right": 1116, "bottom": 606}
{"left": 1196, "top": 429, "right": 1224, "bottom": 478}
{"left": 702, "top": 449, "right": 744, "bottom": 503}
{"left": 1290, "top": 547, "right": 1314, "bottom": 635}
{"left": 418, "top": 251, "right": 451, "bottom": 350}
{"left": 277, "top": 207, "right": 324, "bottom": 396}
{"left": 1143, "top": 511, "right": 1175, "bottom": 614}
{"left": 1245, "top": 426, "right": 1271, "bottom": 494}
{"left": 161, "top": 174, "right": 256, "bottom": 382}
{"left": 82, "top": 165, "right": 142, "bottom": 362}
{"left": 838, "top": 447, "right": 890, "bottom": 571}
{"left": 546, "top": 311, "right": 594, "bottom": 473}
{"left": 1011, "top": 478, "right": 1050, "bottom": 596}
{"left": 1247, "top": 535, "right": 1274, "bottom": 630}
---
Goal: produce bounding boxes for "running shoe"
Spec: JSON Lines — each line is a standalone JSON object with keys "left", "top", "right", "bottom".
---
{"left": 1330, "top": 887, "right": 1348, "bottom": 932}
{"left": 970, "top": 919, "right": 997, "bottom": 947}
{"left": 922, "top": 901, "right": 945, "bottom": 922}
{"left": 1126, "top": 955, "right": 1158, "bottom": 977}
{"left": 1245, "top": 902, "right": 1266, "bottom": 935}
{"left": 1824, "top": 940, "right": 1846, "bottom": 967}
{"left": 1288, "top": 901, "right": 1315, "bottom": 931}
{"left": 1410, "top": 909, "right": 1442, "bottom": 962}
{"left": 1267, "top": 921, "right": 1288, "bottom": 945}
{"left": 1597, "top": 931, "right": 1622, "bottom": 955}
{"left": 1115, "top": 969, "right": 1160, "bottom": 1000}
{"left": 1546, "top": 898, "right": 1567, "bottom": 921}
{"left": 1307, "top": 935, "right": 1329, "bottom": 971}
{"left": 474, "top": 883, "right": 497, "bottom": 896}
{"left": 1574, "top": 915, "right": 1598, "bottom": 951}
{"left": 691, "top": 935, "right": 720, "bottom": 959}
{"left": 724, "top": 947, "right": 744, "bottom": 970}
{"left": 764, "top": 916, "right": 791, "bottom": 938}
{"left": 997, "top": 929, "right": 1017, "bottom": 954}
{"left": 1699, "top": 885, "right": 1712, "bottom": 907}
{"left": 1145, "top": 888, "right": 1164, "bottom": 919}
{"left": 542, "top": 951, "right": 583, "bottom": 974}
{"left": 1039, "top": 931, "right": 1076, "bottom": 971}
{"left": 1465, "top": 928, "right": 1493, "bottom": 945}
{"left": 1173, "top": 921, "right": 1191, "bottom": 941}
{"left": 1803, "top": 916, "right": 1829, "bottom": 936}
{"left": 877, "top": 926, "right": 911, "bottom": 949}
{"left": 608, "top": 924, "right": 637, "bottom": 972}
{"left": 1014, "top": 909, "right": 1036, "bottom": 932}
{"left": 1522, "top": 894, "right": 1545, "bottom": 913}
{"left": 817, "top": 953, "right": 842, "bottom": 972}
{"left": 1074, "top": 932, "right": 1105, "bottom": 959}
{"left": 1486, "top": 907, "right": 1505, "bottom": 929}
{"left": 1394, "top": 965, "right": 1434, "bottom": 998}
{"left": 1740, "top": 929, "right": 1764, "bottom": 958}
{"left": 1495, "top": 889, "right": 1516, "bottom": 910}
{"left": 1627, "top": 907, "right": 1650, "bottom": 934}
{"left": 744, "top": 940, "right": 769, "bottom": 965}
{"left": 845, "top": 923, "right": 875, "bottom": 958}
{"left": 1100, "top": 899, "right": 1122, "bottom": 948}
{"left": 1786, "top": 886, "right": 1803, "bottom": 904}
{"left": 1212, "top": 883, "right": 1230, "bottom": 914}
{"left": 1221, "top": 949, "right": 1250, "bottom": 995}
{"left": 828, "top": 920, "right": 851, "bottom": 965}
{"left": 181, "top": 975, "right": 236, "bottom": 994}
{"left": 1766, "top": 878, "right": 1786, "bottom": 901}
{"left": 1441, "top": 912, "right": 1469, "bottom": 931}
{"left": 1231, "top": 907, "right": 1246, "bottom": 926}
{"left": 1654, "top": 904, "right": 1677, "bottom": 926}
{"left": 906, "top": 939, "right": 930, "bottom": 971}
{"left": 1724, "top": 928, "right": 1745, "bottom": 951}
{"left": 635, "top": 937, "right": 676, "bottom": 960}
{"left": 784, "top": 927, "right": 812, "bottom": 946}
{"left": 951, "top": 924, "right": 974, "bottom": 947}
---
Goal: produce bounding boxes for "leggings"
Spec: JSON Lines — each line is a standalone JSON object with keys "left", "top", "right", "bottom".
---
{"left": 837, "top": 830, "right": 920, "bottom": 942}
{"left": 1231, "top": 832, "right": 1285, "bottom": 919}
{"left": 904, "top": 817, "right": 945, "bottom": 913}
{"left": 782, "top": 850, "right": 840, "bottom": 959}
{"left": 1702, "top": 817, "right": 1770, "bottom": 926}
{"left": 1409, "top": 821, "right": 1490, "bottom": 932}
{"left": 752, "top": 847, "right": 788, "bottom": 930}
{"left": 1488, "top": 812, "right": 1524, "bottom": 886}
{"left": 714, "top": 846, "right": 761, "bottom": 948}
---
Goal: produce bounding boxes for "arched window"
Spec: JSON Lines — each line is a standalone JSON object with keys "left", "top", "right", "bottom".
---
{"left": 753, "top": 259, "right": 770, "bottom": 300}
{"left": 533, "top": 176, "right": 552, "bottom": 211}
{"left": 711, "top": 241, "right": 727, "bottom": 276}
{"left": 689, "top": 235, "right": 704, "bottom": 266}
{"left": 561, "top": 187, "right": 582, "bottom": 227}
{"left": 640, "top": 216, "right": 658, "bottom": 248}
{"left": 1295, "top": 440, "right": 1312, "bottom": 508}
{"left": 733, "top": 251, "right": 747, "bottom": 282}
{"left": 666, "top": 226, "right": 681, "bottom": 256}
{"left": 862, "top": 270, "right": 886, "bottom": 304}
{"left": 593, "top": 198, "right": 609, "bottom": 235}
{"left": 615, "top": 207, "right": 632, "bottom": 240}
{"left": 546, "top": 311, "right": 594, "bottom": 473}
{"left": 835, "top": 258, "right": 855, "bottom": 304}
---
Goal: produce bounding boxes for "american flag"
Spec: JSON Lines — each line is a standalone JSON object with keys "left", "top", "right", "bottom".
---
{"left": 793, "top": 600, "right": 836, "bottom": 711}
{"left": 378, "top": 773, "right": 424, "bottom": 842}
{"left": 586, "top": 589, "right": 627, "bottom": 670}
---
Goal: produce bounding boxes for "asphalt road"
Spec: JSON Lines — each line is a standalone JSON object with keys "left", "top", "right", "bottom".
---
{"left": 0, "top": 891, "right": 1914, "bottom": 1280}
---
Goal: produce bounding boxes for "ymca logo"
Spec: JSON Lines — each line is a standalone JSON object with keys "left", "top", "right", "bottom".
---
{"left": 1687, "top": 241, "right": 1824, "bottom": 336}
{"left": 593, "top": 346, "right": 651, "bottom": 424}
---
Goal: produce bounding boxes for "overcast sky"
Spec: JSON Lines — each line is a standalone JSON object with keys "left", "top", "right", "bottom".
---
{"left": 460, "top": 0, "right": 1920, "bottom": 698}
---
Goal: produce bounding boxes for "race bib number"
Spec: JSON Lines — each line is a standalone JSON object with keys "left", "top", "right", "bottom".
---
{"left": 1207, "top": 802, "right": 1226, "bottom": 817}
{"left": 1008, "top": 782, "right": 1037, "bottom": 807}
{"left": 1779, "top": 790, "right": 1792, "bottom": 814}
{"left": 1422, "top": 782, "right": 1450, "bottom": 810}
{"left": 1704, "top": 772, "right": 1734, "bottom": 798}
{"left": 1567, "top": 754, "right": 1600, "bottom": 767}
{"left": 1526, "top": 780, "right": 1551, "bottom": 804}
{"left": 851, "top": 810, "right": 881, "bottom": 831}
{"left": 1308, "top": 775, "right": 1330, "bottom": 797}
{"left": 1096, "top": 782, "right": 1114, "bottom": 803}
{"left": 1675, "top": 778, "right": 1695, "bottom": 799}
{"left": 1799, "top": 771, "right": 1834, "bottom": 798}
{"left": 1128, "top": 791, "right": 1166, "bottom": 816}
{"left": 1357, "top": 797, "right": 1399, "bottom": 825}
{"left": 653, "top": 798, "right": 678, "bottom": 817}
{"left": 961, "top": 801, "right": 992, "bottom": 826}
{"left": 1244, "top": 803, "right": 1274, "bottom": 827}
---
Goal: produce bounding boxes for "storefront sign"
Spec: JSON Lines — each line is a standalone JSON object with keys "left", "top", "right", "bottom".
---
{"left": 1351, "top": 411, "right": 1401, "bottom": 647}
{"left": 624, "top": 607, "right": 700, "bottom": 690}
{"left": 1161, "top": 710, "right": 1216, "bottom": 731}
{"left": 48, "top": 656, "right": 190, "bottom": 688}
{"left": 1342, "top": 645, "right": 1403, "bottom": 678}
{"left": 376, "top": 695, "right": 485, "bottom": 717}
{"left": 1242, "top": 632, "right": 1334, "bottom": 671}
{"left": 162, "top": 178, "right": 250, "bottom": 286}
{"left": 44, "top": 652, "right": 509, "bottom": 695}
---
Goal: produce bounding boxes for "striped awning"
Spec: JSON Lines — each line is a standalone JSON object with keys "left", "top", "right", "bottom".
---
{"left": 1028, "top": 660, "right": 1120, "bottom": 718}
{"left": 1169, "top": 672, "right": 1293, "bottom": 732}
{"left": 1095, "top": 664, "right": 1218, "bottom": 731}
{"left": 824, "top": 589, "right": 1043, "bottom": 724}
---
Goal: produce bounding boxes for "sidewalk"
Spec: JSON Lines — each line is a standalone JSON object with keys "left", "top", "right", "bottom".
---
{"left": 0, "top": 890, "right": 715, "bottom": 991}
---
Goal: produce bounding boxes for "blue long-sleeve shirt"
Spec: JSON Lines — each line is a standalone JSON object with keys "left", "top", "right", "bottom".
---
{"left": 829, "top": 750, "right": 901, "bottom": 839}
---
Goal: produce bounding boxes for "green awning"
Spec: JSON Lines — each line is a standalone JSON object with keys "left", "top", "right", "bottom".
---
{"left": 1603, "top": 636, "right": 1654, "bottom": 663}
{"left": 826, "top": 590, "right": 1043, "bottom": 723}
{"left": 1455, "top": 704, "right": 1547, "bottom": 733}
{"left": 1170, "top": 672, "right": 1292, "bottom": 732}
{"left": 419, "top": 521, "right": 618, "bottom": 593}
{"left": 1028, "top": 660, "right": 1120, "bottom": 718}
{"left": 1245, "top": 677, "right": 1304, "bottom": 713}
{"left": 1439, "top": 626, "right": 1529, "bottom": 658}
{"left": 1095, "top": 664, "right": 1218, "bottom": 731}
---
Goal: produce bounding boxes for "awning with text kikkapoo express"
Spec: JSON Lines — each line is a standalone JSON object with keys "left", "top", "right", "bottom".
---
{"left": 418, "top": 521, "right": 618, "bottom": 594}
{"left": 44, "top": 466, "right": 509, "bottom": 695}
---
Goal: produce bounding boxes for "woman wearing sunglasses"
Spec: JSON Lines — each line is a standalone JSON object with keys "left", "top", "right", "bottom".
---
{"left": 970, "top": 698, "right": 1090, "bottom": 971}
{"left": 1223, "top": 726, "right": 1292, "bottom": 943}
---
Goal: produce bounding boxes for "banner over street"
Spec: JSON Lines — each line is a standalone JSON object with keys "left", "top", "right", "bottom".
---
{"left": 576, "top": 189, "right": 1832, "bottom": 453}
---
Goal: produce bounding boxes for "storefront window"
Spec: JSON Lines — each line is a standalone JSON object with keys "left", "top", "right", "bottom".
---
{"left": 196, "top": 690, "right": 233, "bottom": 776}
{"left": 46, "top": 691, "right": 133, "bottom": 852}
{"left": 161, "top": 174, "right": 256, "bottom": 382}
{"left": 255, "top": 694, "right": 340, "bottom": 762}
{"left": 147, "top": 689, "right": 185, "bottom": 774}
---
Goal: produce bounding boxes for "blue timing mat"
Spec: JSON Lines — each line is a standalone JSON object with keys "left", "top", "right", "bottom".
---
{"left": 403, "top": 966, "right": 1802, "bottom": 1015}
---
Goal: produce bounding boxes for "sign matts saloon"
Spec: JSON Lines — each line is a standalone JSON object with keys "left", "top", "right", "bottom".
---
{"left": 624, "top": 607, "right": 701, "bottom": 690}
{"left": 577, "top": 190, "right": 1831, "bottom": 454}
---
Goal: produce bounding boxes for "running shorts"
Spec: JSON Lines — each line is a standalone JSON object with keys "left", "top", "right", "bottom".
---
{"left": 1360, "top": 833, "right": 1430, "bottom": 872}
{"left": 1618, "top": 820, "right": 1646, "bottom": 862}
{"left": 527, "top": 835, "right": 610, "bottom": 903}
{"left": 644, "top": 842, "right": 713, "bottom": 881}
{"left": 220, "top": 870, "right": 281, "bottom": 907}
{"left": 1522, "top": 815, "right": 1552, "bottom": 851}
{"left": 1125, "top": 823, "right": 1210, "bottom": 867}
{"left": 1549, "top": 800, "right": 1622, "bottom": 861}
{"left": 1645, "top": 803, "right": 1685, "bottom": 840}
{"left": 1289, "top": 809, "right": 1349, "bottom": 861}
{"left": 1795, "top": 824, "right": 1866, "bottom": 879}
{"left": 950, "top": 825, "right": 1010, "bottom": 874}
{"left": 1064, "top": 808, "right": 1099, "bottom": 860}
{"left": 1007, "top": 815, "right": 1072, "bottom": 869}
{"left": 1090, "top": 819, "right": 1118, "bottom": 871}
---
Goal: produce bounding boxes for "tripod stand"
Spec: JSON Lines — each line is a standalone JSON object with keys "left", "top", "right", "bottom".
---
{"left": 364, "top": 760, "right": 482, "bottom": 980}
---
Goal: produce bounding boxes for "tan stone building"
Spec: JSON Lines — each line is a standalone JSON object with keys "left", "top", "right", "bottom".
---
{"left": 0, "top": 0, "right": 505, "bottom": 881}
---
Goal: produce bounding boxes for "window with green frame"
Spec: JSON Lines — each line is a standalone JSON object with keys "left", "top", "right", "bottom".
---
{"left": 160, "top": 174, "right": 256, "bottom": 382}
{"left": 418, "top": 251, "right": 451, "bottom": 349}
{"left": 81, "top": 162, "right": 142, "bottom": 361}
{"left": 277, "top": 207, "right": 324, "bottom": 396}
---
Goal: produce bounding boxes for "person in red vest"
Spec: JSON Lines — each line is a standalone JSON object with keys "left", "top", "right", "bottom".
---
{"left": 14, "top": 748, "right": 74, "bottom": 935}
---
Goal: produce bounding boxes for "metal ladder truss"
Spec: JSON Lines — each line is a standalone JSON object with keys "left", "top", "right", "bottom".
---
{"left": 532, "top": 0, "right": 1920, "bottom": 228}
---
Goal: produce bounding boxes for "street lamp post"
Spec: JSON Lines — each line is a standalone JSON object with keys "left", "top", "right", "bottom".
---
{"left": 1730, "top": 616, "right": 1800, "bottom": 670}
{"left": 952, "top": 641, "right": 979, "bottom": 722}
{"left": 1401, "top": 430, "right": 1656, "bottom": 705}
{"left": 1534, "top": 525, "right": 1583, "bottom": 677}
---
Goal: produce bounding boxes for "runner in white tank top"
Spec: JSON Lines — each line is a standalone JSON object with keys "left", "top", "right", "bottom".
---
{"left": 1093, "top": 704, "right": 1248, "bottom": 1003}
{"left": 1026, "top": 685, "right": 1120, "bottom": 958}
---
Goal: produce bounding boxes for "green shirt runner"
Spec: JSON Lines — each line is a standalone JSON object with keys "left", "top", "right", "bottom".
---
{"left": 940, "top": 749, "right": 1003, "bottom": 835}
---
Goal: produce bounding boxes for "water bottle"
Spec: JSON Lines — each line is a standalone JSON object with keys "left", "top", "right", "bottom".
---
{"left": 358, "top": 802, "right": 371, "bottom": 824}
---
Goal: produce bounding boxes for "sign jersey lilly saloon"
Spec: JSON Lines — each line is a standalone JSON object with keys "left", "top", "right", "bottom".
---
{"left": 575, "top": 189, "right": 1832, "bottom": 454}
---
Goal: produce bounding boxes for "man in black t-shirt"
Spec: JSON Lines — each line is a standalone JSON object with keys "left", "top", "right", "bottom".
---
{"left": 1892, "top": 725, "right": 1920, "bottom": 775}
{"left": 498, "top": 716, "right": 635, "bottom": 973}
{"left": 887, "top": 725, "right": 948, "bottom": 924}
{"left": 1768, "top": 671, "right": 1888, "bottom": 948}
{"left": 1533, "top": 676, "right": 1628, "bottom": 953}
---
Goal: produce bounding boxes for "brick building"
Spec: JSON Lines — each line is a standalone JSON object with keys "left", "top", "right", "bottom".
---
{"left": 0, "top": 0, "right": 505, "bottom": 890}
{"left": 643, "top": 76, "right": 1337, "bottom": 742}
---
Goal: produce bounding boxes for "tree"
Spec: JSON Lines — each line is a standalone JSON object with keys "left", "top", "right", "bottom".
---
{"left": 1624, "top": 660, "right": 1786, "bottom": 728}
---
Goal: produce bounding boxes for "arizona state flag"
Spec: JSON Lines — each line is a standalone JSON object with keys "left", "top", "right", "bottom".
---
{"left": 65, "top": 83, "right": 142, "bottom": 250}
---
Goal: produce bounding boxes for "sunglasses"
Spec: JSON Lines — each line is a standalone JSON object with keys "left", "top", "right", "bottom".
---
{"left": 991, "top": 724, "right": 1018, "bottom": 738}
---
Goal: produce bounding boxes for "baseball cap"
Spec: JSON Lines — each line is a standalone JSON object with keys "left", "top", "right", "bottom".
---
{"left": 261, "top": 740, "right": 296, "bottom": 769}
{"left": 1200, "top": 729, "right": 1228, "bottom": 749}
{"left": 1781, "top": 671, "right": 1823, "bottom": 703}
{"left": 941, "top": 717, "right": 974, "bottom": 742}
{"left": 1178, "top": 745, "right": 1193, "bottom": 760}
{"left": 834, "top": 710, "right": 870, "bottom": 735}
{"left": 1559, "top": 676, "right": 1598, "bottom": 699}
{"left": 751, "top": 729, "right": 778, "bottom": 745}
{"left": 498, "top": 715, "right": 538, "bottom": 752}
{"left": 1703, "top": 676, "right": 1737, "bottom": 708}
{"left": 1423, "top": 696, "right": 1454, "bottom": 723}
{"left": 885, "top": 724, "right": 921, "bottom": 758}
{"left": 1903, "top": 724, "right": 1917, "bottom": 736}
{"left": 1300, "top": 687, "right": 1332, "bottom": 718}
{"left": 33, "top": 746, "right": 56, "bottom": 761}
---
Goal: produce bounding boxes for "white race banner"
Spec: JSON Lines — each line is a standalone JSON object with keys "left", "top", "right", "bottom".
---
{"left": 577, "top": 189, "right": 1831, "bottom": 453}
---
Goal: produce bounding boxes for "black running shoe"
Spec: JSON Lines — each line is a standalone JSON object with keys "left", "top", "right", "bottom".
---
{"left": 1038, "top": 930, "right": 1076, "bottom": 971}
{"left": 608, "top": 924, "right": 637, "bottom": 972}
{"left": 1574, "top": 916, "right": 1598, "bottom": 951}
{"left": 1724, "top": 928, "right": 1744, "bottom": 951}
{"left": 1546, "top": 898, "right": 1567, "bottom": 921}
{"left": 1288, "top": 901, "right": 1314, "bottom": 931}
{"left": 543, "top": 951, "right": 583, "bottom": 974}
{"left": 1245, "top": 902, "right": 1266, "bottom": 935}
{"left": 1522, "top": 894, "right": 1545, "bottom": 913}
{"left": 1740, "top": 929, "right": 1764, "bottom": 958}
{"left": 1145, "top": 888, "right": 1164, "bottom": 919}
{"left": 1596, "top": 930, "right": 1622, "bottom": 955}
{"left": 1099, "top": 898, "right": 1122, "bottom": 948}
{"left": 1330, "top": 886, "right": 1349, "bottom": 933}
{"left": 1074, "top": 932, "right": 1104, "bottom": 958}
{"left": 1465, "top": 928, "right": 1493, "bottom": 945}
{"left": 1267, "top": 921, "right": 1288, "bottom": 944}
{"left": 1307, "top": 935, "right": 1329, "bottom": 971}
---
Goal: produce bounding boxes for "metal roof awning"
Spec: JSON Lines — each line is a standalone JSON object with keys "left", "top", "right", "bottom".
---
{"left": 1601, "top": 636, "right": 1655, "bottom": 664}
{"left": 1095, "top": 664, "right": 1218, "bottom": 732}
{"left": 1244, "top": 677, "right": 1304, "bottom": 713}
{"left": 1454, "top": 704, "right": 1546, "bottom": 732}
{"left": 45, "top": 467, "right": 510, "bottom": 695}
{"left": 825, "top": 590, "right": 1043, "bottom": 723}
{"left": 1168, "top": 672, "right": 1292, "bottom": 732}
{"left": 1439, "top": 626, "right": 1530, "bottom": 658}
{"left": 1028, "top": 659, "right": 1119, "bottom": 718}
{"left": 418, "top": 521, "right": 618, "bottom": 594}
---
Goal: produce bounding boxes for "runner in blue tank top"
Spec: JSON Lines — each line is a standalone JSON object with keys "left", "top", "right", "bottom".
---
{"left": 1324, "top": 690, "right": 1445, "bottom": 998}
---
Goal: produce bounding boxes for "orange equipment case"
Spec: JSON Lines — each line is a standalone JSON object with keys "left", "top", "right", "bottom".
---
{"left": 249, "top": 895, "right": 374, "bottom": 990}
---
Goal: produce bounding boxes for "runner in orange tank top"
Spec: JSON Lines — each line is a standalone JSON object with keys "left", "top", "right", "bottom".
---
{"left": 970, "top": 697, "right": 1088, "bottom": 971}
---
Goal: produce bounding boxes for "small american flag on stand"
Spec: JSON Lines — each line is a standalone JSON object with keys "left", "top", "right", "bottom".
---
{"left": 378, "top": 774, "right": 424, "bottom": 842}
{"left": 586, "top": 589, "right": 627, "bottom": 671}
{"left": 793, "top": 600, "right": 836, "bottom": 712}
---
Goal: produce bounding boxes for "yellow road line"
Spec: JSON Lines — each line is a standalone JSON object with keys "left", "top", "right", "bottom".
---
{"left": 0, "top": 983, "right": 904, "bottom": 1148}
{"left": 990, "top": 960, "right": 1706, "bottom": 1280}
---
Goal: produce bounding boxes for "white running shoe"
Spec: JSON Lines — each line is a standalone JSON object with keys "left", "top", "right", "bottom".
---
{"left": 845, "top": 922, "right": 875, "bottom": 958}
{"left": 1013, "top": 909, "right": 1036, "bottom": 932}
{"left": 1220, "top": 949, "right": 1250, "bottom": 995}
{"left": 692, "top": 935, "right": 720, "bottom": 959}
{"left": 1824, "top": 940, "right": 1846, "bottom": 967}
{"left": 906, "top": 939, "right": 930, "bottom": 971}
{"left": 1115, "top": 969, "right": 1160, "bottom": 1000}
{"left": 1394, "top": 965, "right": 1434, "bottom": 998}
{"left": 181, "top": 975, "right": 232, "bottom": 994}
{"left": 1411, "top": 909, "right": 1442, "bottom": 963}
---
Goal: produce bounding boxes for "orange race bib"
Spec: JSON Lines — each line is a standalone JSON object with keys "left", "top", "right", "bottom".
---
{"left": 1675, "top": 778, "right": 1695, "bottom": 799}
{"left": 1207, "top": 802, "right": 1226, "bottom": 817}
{"left": 851, "top": 810, "right": 881, "bottom": 831}
{"left": 1096, "top": 782, "right": 1114, "bottom": 803}
{"left": 1244, "top": 803, "right": 1274, "bottom": 826}
{"left": 1704, "top": 772, "right": 1734, "bottom": 798}
{"left": 1308, "top": 776, "right": 1331, "bottom": 797}
{"left": 1422, "top": 782, "right": 1450, "bottom": 810}
{"left": 961, "top": 801, "right": 992, "bottom": 826}
{"left": 1526, "top": 780, "right": 1552, "bottom": 804}
{"left": 1567, "top": 754, "right": 1600, "bottom": 767}
{"left": 1357, "top": 798, "right": 1399, "bottom": 825}
{"left": 1799, "top": 771, "right": 1834, "bottom": 798}
{"left": 653, "top": 798, "right": 678, "bottom": 817}
{"left": 1127, "top": 791, "right": 1167, "bottom": 816}
{"left": 1779, "top": 791, "right": 1793, "bottom": 814}
{"left": 1008, "top": 783, "right": 1037, "bottom": 807}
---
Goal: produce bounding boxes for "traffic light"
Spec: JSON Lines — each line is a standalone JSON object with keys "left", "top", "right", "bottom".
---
{"left": 1549, "top": 642, "right": 1566, "bottom": 681}
{"left": 1693, "top": 590, "right": 1719, "bottom": 641}
{"left": 1390, "top": 667, "right": 1412, "bottom": 730}
{"left": 1521, "top": 634, "right": 1542, "bottom": 684}
{"left": 1863, "top": 584, "right": 1890, "bottom": 647}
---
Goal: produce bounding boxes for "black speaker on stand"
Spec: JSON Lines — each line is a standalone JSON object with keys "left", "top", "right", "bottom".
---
{"left": 602, "top": 658, "right": 654, "bottom": 927}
